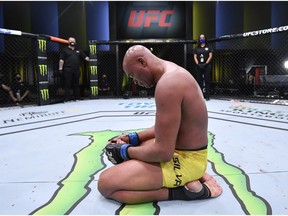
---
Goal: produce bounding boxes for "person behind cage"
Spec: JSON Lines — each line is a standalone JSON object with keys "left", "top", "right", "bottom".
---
{"left": 1, "top": 73, "right": 30, "bottom": 105}
{"left": 0, "top": 74, "right": 8, "bottom": 104}
{"left": 193, "top": 34, "right": 213, "bottom": 101}
{"left": 59, "top": 37, "right": 89, "bottom": 102}
{"left": 98, "top": 45, "right": 222, "bottom": 205}
{"left": 99, "top": 74, "right": 112, "bottom": 96}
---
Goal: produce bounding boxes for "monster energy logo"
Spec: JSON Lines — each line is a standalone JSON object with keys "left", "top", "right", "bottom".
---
{"left": 39, "top": 64, "right": 48, "bottom": 76}
{"left": 38, "top": 39, "right": 47, "bottom": 52}
{"left": 91, "top": 86, "right": 98, "bottom": 96}
{"left": 90, "top": 66, "right": 97, "bottom": 75}
{"left": 40, "top": 89, "right": 49, "bottom": 101}
{"left": 89, "top": 44, "right": 97, "bottom": 55}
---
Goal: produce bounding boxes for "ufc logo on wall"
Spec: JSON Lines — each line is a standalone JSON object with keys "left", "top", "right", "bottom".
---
{"left": 116, "top": 2, "right": 185, "bottom": 39}
{"left": 128, "top": 10, "right": 174, "bottom": 27}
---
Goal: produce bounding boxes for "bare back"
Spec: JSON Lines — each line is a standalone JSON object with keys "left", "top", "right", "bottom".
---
{"left": 154, "top": 61, "right": 208, "bottom": 150}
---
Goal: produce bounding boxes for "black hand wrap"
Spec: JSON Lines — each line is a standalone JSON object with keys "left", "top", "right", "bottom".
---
{"left": 105, "top": 143, "right": 131, "bottom": 165}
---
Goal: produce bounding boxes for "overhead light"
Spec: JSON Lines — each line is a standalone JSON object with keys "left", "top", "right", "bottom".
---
{"left": 284, "top": 60, "right": 288, "bottom": 69}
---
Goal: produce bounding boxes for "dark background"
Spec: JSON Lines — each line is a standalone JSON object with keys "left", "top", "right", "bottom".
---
{"left": 1, "top": 1, "right": 288, "bottom": 51}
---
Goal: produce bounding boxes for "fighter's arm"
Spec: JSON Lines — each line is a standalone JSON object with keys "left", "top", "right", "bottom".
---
{"left": 137, "top": 125, "right": 155, "bottom": 142}
{"left": 108, "top": 125, "right": 155, "bottom": 145}
{"left": 128, "top": 76, "right": 182, "bottom": 162}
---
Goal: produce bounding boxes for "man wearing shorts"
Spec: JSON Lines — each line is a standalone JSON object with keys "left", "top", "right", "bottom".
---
{"left": 98, "top": 45, "right": 222, "bottom": 204}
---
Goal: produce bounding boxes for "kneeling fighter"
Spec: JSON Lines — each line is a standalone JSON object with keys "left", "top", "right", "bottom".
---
{"left": 98, "top": 45, "right": 222, "bottom": 204}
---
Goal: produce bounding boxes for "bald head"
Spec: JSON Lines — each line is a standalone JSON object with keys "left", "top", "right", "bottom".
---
{"left": 125, "top": 45, "right": 150, "bottom": 57}
{"left": 123, "top": 45, "right": 153, "bottom": 72}
{"left": 122, "top": 45, "right": 158, "bottom": 88}
{"left": 123, "top": 45, "right": 151, "bottom": 62}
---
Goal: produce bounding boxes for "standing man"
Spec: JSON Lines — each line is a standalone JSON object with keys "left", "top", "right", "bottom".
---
{"left": 193, "top": 34, "right": 213, "bottom": 101}
{"left": 59, "top": 37, "right": 89, "bottom": 102}
{"left": 98, "top": 45, "right": 222, "bottom": 204}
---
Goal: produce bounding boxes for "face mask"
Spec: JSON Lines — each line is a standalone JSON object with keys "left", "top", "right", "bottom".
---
{"left": 16, "top": 76, "right": 21, "bottom": 81}
{"left": 69, "top": 42, "right": 76, "bottom": 47}
{"left": 199, "top": 39, "right": 206, "bottom": 44}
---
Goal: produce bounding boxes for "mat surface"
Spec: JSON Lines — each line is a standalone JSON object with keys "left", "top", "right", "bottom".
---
{"left": 0, "top": 99, "right": 287, "bottom": 215}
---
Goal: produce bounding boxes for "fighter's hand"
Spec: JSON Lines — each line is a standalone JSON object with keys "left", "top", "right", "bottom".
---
{"left": 108, "top": 134, "right": 129, "bottom": 144}
{"left": 105, "top": 143, "right": 131, "bottom": 165}
{"left": 108, "top": 132, "right": 139, "bottom": 146}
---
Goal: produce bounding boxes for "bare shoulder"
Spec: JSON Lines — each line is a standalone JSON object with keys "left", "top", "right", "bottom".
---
{"left": 157, "top": 66, "right": 193, "bottom": 91}
{"left": 155, "top": 67, "right": 192, "bottom": 103}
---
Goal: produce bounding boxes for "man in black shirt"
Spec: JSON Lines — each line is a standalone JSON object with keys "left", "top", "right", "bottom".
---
{"left": 193, "top": 34, "right": 213, "bottom": 101}
{"left": 59, "top": 37, "right": 89, "bottom": 102}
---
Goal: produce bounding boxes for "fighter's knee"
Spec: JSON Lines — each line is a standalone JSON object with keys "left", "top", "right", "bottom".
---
{"left": 98, "top": 172, "right": 112, "bottom": 198}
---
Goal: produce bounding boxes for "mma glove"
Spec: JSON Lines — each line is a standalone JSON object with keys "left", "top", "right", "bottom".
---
{"left": 105, "top": 132, "right": 139, "bottom": 165}
{"left": 105, "top": 143, "right": 131, "bottom": 165}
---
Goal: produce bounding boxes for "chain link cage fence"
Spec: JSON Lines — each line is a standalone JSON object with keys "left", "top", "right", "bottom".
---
{"left": 92, "top": 42, "right": 187, "bottom": 99}
{"left": 210, "top": 28, "right": 288, "bottom": 103}
{"left": 0, "top": 34, "right": 38, "bottom": 106}
{"left": 0, "top": 31, "right": 91, "bottom": 107}
{"left": 94, "top": 27, "right": 288, "bottom": 105}
{"left": 1, "top": 25, "right": 288, "bottom": 107}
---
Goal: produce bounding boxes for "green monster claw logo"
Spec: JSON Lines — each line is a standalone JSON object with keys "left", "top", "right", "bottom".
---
{"left": 90, "top": 65, "right": 97, "bottom": 76}
{"left": 30, "top": 130, "right": 271, "bottom": 215}
{"left": 39, "top": 64, "right": 48, "bottom": 76}
{"left": 89, "top": 44, "right": 97, "bottom": 55}
{"left": 40, "top": 89, "right": 49, "bottom": 101}
{"left": 207, "top": 131, "right": 272, "bottom": 215}
{"left": 91, "top": 86, "right": 98, "bottom": 96}
{"left": 38, "top": 39, "right": 46, "bottom": 52}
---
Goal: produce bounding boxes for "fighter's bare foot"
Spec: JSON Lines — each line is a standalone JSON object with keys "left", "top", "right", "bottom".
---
{"left": 200, "top": 172, "right": 223, "bottom": 198}
{"left": 185, "top": 180, "right": 202, "bottom": 192}
{"left": 200, "top": 172, "right": 215, "bottom": 183}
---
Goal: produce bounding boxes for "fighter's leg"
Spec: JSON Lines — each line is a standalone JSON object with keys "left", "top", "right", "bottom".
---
{"left": 98, "top": 159, "right": 167, "bottom": 204}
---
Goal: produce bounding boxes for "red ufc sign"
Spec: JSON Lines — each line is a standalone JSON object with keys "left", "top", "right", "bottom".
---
{"left": 128, "top": 10, "right": 174, "bottom": 28}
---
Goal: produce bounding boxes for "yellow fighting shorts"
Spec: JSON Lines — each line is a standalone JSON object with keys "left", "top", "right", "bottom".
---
{"left": 160, "top": 146, "right": 208, "bottom": 188}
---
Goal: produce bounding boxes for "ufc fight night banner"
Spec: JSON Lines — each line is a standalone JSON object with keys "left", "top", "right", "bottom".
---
{"left": 115, "top": 2, "right": 185, "bottom": 39}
